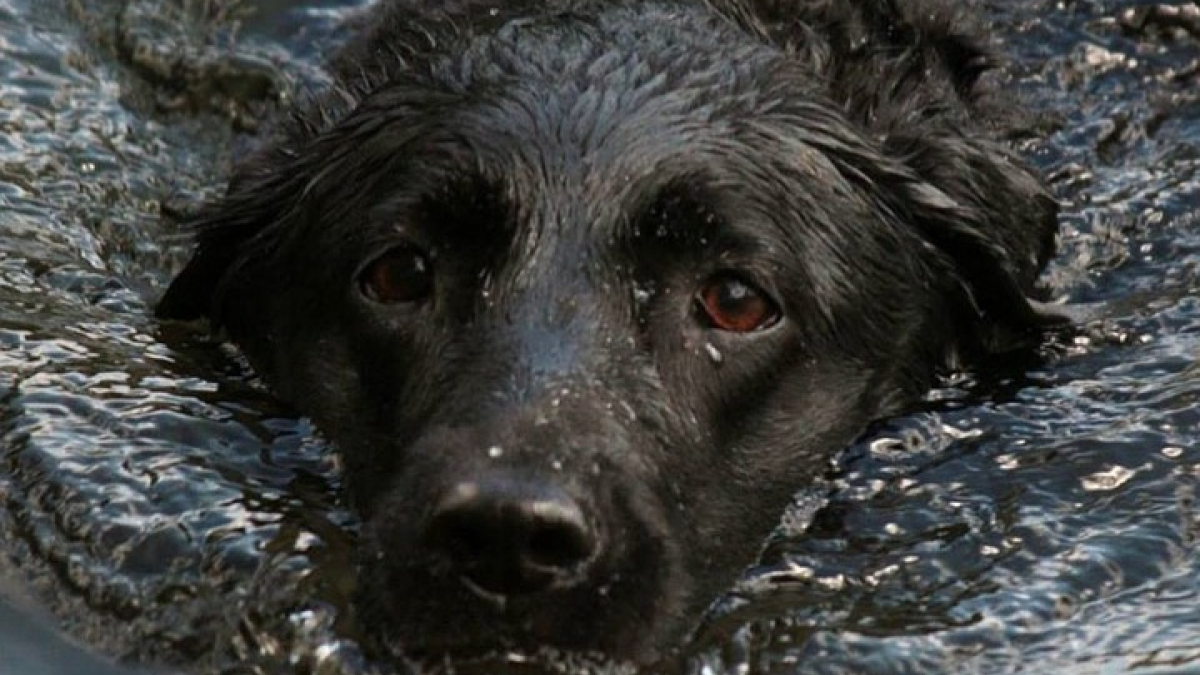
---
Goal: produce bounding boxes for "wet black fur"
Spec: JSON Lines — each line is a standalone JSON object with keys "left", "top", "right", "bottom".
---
{"left": 158, "top": 0, "right": 1059, "bottom": 664}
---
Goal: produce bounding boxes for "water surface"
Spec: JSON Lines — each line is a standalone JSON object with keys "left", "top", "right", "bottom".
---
{"left": 1, "top": 1, "right": 1198, "bottom": 674}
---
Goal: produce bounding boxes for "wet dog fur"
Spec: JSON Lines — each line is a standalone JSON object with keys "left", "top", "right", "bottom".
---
{"left": 158, "top": 0, "right": 1059, "bottom": 664}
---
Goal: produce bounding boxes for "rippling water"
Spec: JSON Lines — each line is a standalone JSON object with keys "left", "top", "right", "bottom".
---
{"left": 1, "top": 1, "right": 1198, "bottom": 674}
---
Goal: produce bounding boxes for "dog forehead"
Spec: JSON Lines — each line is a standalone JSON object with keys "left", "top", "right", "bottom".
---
{"left": 393, "top": 22, "right": 810, "bottom": 235}
{"left": 321, "top": 2, "right": 877, "bottom": 279}
{"left": 416, "top": 5, "right": 786, "bottom": 169}
{"left": 443, "top": 3, "right": 773, "bottom": 82}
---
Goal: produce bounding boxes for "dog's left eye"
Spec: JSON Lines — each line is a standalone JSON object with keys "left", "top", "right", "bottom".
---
{"left": 696, "top": 274, "right": 781, "bottom": 333}
{"left": 358, "top": 247, "right": 433, "bottom": 304}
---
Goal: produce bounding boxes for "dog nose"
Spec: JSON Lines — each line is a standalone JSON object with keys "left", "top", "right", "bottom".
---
{"left": 423, "top": 475, "right": 597, "bottom": 595}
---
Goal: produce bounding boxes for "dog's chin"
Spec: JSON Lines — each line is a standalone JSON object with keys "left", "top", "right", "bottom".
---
{"left": 443, "top": 648, "right": 638, "bottom": 674}
{"left": 376, "top": 638, "right": 649, "bottom": 675}
{"left": 354, "top": 562, "right": 684, "bottom": 668}
{"left": 359, "top": 590, "right": 681, "bottom": 670}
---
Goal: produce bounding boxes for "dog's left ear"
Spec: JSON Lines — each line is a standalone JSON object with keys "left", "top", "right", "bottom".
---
{"left": 880, "top": 132, "right": 1064, "bottom": 351}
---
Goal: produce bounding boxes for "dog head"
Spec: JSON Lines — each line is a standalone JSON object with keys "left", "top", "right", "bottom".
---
{"left": 157, "top": 0, "right": 1058, "bottom": 664}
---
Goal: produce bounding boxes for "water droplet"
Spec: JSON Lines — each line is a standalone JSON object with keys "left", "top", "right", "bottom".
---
{"left": 618, "top": 400, "right": 638, "bottom": 421}
{"left": 1081, "top": 464, "right": 1136, "bottom": 491}
{"left": 995, "top": 453, "right": 1019, "bottom": 470}
{"left": 864, "top": 563, "right": 899, "bottom": 587}
{"left": 816, "top": 573, "right": 846, "bottom": 591}
{"left": 704, "top": 342, "right": 723, "bottom": 364}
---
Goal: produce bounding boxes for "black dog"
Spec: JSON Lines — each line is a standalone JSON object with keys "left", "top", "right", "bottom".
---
{"left": 157, "top": 0, "right": 1059, "bottom": 665}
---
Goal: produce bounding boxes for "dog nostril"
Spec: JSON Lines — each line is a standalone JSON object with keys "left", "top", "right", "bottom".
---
{"left": 424, "top": 476, "right": 596, "bottom": 595}
{"left": 436, "top": 517, "right": 492, "bottom": 563}
{"left": 526, "top": 517, "right": 594, "bottom": 568}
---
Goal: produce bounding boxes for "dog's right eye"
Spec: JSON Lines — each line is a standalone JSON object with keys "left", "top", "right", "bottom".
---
{"left": 358, "top": 247, "right": 433, "bottom": 305}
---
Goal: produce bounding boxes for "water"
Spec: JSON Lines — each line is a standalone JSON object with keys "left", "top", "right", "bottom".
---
{"left": 0, "top": 0, "right": 1198, "bottom": 674}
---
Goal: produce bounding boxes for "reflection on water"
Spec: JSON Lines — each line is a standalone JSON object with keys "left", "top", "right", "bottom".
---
{"left": 0, "top": 0, "right": 1198, "bottom": 673}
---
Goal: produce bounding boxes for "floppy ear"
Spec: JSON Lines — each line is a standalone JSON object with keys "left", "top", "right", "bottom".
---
{"left": 156, "top": 224, "right": 249, "bottom": 322}
{"left": 155, "top": 149, "right": 298, "bottom": 325}
{"left": 882, "top": 132, "right": 1064, "bottom": 350}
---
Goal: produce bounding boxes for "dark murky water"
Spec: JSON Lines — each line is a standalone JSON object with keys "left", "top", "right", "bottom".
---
{"left": 1, "top": 1, "right": 1198, "bottom": 674}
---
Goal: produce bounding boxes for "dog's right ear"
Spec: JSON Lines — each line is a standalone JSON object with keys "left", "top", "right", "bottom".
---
{"left": 155, "top": 227, "right": 245, "bottom": 322}
{"left": 155, "top": 150, "right": 295, "bottom": 325}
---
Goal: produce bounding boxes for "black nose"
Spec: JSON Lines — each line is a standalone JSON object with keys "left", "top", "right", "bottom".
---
{"left": 423, "top": 474, "right": 597, "bottom": 595}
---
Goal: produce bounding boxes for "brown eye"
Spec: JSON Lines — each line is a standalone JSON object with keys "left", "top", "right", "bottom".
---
{"left": 696, "top": 274, "right": 780, "bottom": 332}
{"left": 359, "top": 247, "right": 432, "bottom": 304}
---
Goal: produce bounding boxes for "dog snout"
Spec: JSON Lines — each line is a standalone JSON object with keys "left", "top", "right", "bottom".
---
{"left": 422, "top": 473, "right": 598, "bottom": 596}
